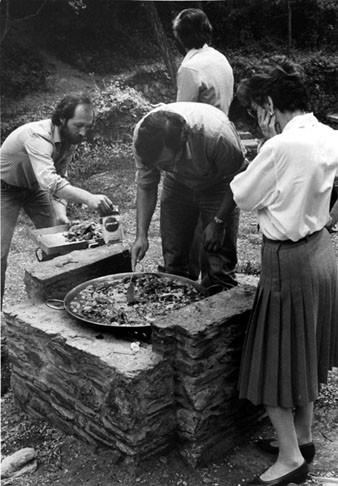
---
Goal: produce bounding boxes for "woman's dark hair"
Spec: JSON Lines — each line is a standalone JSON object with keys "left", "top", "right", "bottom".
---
{"left": 236, "top": 78, "right": 251, "bottom": 108}
{"left": 135, "top": 111, "right": 188, "bottom": 166}
{"left": 52, "top": 93, "right": 93, "bottom": 126}
{"left": 172, "top": 8, "right": 212, "bottom": 50}
{"left": 240, "top": 57, "right": 309, "bottom": 113}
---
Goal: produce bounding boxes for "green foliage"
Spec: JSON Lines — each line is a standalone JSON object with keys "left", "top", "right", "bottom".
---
{"left": 0, "top": 40, "right": 49, "bottom": 99}
{"left": 71, "top": 140, "right": 133, "bottom": 180}
{"left": 203, "top": 0, "right": 338, "bottom": 51}
{"left": 36, "top": 0, "right": 160, "bottom": 74}
{"left": 89, "top": 80, "right": 151, "bottom": 143}
{"left": 0, "top": 103, "right": 53, "bottom": 144}
{"left": 238, "top": 260, "right": 261, "bottom": 276}
{"left": 301, "top": 53, "right": 338, "bottom": 120}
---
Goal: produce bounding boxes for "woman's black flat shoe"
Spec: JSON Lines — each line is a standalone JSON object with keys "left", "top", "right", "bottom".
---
{"left": 247, "top": 461, "right": 309, "bottom": 486}
{"left": 255, "top": 439, "right": 315, "bottom": 463}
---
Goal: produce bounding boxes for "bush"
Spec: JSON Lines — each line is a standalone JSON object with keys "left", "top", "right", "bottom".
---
{"left": 89, "top": 80, "right": 151, "bottom": 143}
{"left": 0, "top": 40, "right": 49, "bottom": 99}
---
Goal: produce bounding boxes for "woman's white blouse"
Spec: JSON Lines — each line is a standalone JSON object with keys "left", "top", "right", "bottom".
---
{"left": 230, "top": 113, "right": 338, "bottom": 241}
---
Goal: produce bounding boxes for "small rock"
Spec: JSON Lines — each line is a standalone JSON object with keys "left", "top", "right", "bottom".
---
{"left": 1, "top": 447, "right": 37, "bottom": 479}
{"left": 130, "top": 342, "right": 140, "bottom": 353}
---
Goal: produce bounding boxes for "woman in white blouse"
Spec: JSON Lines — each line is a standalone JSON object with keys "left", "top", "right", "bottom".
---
{"left": 229, "top": 59, "right": 338, "bottom": 486}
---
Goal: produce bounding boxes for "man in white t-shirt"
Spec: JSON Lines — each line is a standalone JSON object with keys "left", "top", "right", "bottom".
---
{"left": 173, "top": 8, "right": 234, "bottom": 115}
{"left": 172, "top": 8, "right": 235, "bottom": 279}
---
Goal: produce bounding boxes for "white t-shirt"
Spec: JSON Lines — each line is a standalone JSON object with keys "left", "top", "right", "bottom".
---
{"left": 176, "top": 45, "right": 234, "bottom": 115}
{"left": 230, "top": 113, "right": 338, "bottom": 241}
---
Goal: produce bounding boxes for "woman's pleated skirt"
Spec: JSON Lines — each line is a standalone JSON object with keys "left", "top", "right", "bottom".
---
{"left": 238, "top": 228, "right": 338, "bottom": 408}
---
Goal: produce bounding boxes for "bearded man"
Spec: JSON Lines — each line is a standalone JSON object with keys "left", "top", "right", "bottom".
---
{"left": 0, "top": 93, "right": 114, "bottom": 307}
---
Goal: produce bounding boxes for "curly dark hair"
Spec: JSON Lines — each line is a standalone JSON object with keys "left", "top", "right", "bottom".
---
{"left": 134, "top": 110, "right": 188, "bottom": 166}
{"left": 238, "top": 57, "right": 309, "bottom": 113}
{"left": 172, "top": 8, "right": 212, "bottom": 50}
{"left": 51, "top": 93, "right": 93, "bottom": 126}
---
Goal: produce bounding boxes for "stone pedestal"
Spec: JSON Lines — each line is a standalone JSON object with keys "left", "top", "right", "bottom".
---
{"left": 152, "top": 285, "right": 262, "bottom": 467}
{"left": 4, "top": 282, "right": 264, "bottom": 467}
{"left": 4, "top": 303, "right": 175, "bottom": 462}
{"left": 1, "top": 317, "right": 11, "bottom": 396}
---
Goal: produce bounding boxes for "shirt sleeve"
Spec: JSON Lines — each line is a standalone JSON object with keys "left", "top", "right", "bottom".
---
{"left": 176, "top": 67, "right": 200, "bottom": 102}
{"left": 230, "top": 142, "right": 278, "bottom": 211}
{"left": 135, "top": 167, "right": 161, "bottom": 189}
{"left": 24, "top": 133, "right": 70, "bottom": 194}
{"left": 210, "top": 123, "right": 246, "bottom": 179}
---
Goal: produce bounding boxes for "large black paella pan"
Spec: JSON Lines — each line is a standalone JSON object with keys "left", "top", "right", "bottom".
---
{"left": 59, "top": 272, "right": 207, "bottom": 329}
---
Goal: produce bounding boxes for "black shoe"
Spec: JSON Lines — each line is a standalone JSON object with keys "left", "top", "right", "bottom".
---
{"left": 255, "top": 438, "right": 315, "bottom": 463}
{"left": 247, "top": 460, "right": 308, "bottom": 485}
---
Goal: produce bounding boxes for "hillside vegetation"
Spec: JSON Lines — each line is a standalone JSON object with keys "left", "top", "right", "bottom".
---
{"left": 1, "top": 0, "right": 337, "bottom": 200}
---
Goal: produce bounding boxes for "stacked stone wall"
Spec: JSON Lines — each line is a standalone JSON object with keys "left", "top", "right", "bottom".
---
{"left": 152, "top": 285, "right": 263, "bottom": 467}
{"left": 5, "top": 304, "right": 175, "bottom": 462}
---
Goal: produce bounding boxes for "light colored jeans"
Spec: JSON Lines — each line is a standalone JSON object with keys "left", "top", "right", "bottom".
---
{"left": 1, "top": 181, "right": 54, "bottom": 307}
{"left": 160, "top": 174, "right": 239, "bottom": 292}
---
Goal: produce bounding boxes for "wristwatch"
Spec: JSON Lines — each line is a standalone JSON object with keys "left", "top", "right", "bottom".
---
{"left": 214, "top": 216, "right": 224, "bottom": 225}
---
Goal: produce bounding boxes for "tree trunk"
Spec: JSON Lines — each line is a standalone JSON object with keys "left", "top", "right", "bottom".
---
{"left": 1, "top": 0, "right": 11, "bottom": 45}
{"left": 287, "top": 0, "right": 292, "bottom": 56}
{"left": 143, "top": 1, "right": 177, "bottom": 89}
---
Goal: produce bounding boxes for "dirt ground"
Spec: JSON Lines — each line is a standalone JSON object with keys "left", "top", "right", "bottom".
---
{"left": 1, "top": 57, "right": 338, "bottom": 486}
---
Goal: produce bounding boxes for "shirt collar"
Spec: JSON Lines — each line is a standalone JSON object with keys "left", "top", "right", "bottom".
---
{"left": 53, "top": 123, "right": 62, "bottom": 144}
{"left": 184, "top": 43, "right": 209, "bottom": 61}
{"left": 283, "top": 113, "right": 318, "bottom": 133}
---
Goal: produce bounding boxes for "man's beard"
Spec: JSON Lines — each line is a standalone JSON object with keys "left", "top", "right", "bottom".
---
{"left": 60, "top": 123, "right": 83, "bottom": 145}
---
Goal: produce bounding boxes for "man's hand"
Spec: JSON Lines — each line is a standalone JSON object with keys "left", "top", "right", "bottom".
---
{"left": 131, "top": 236, "right": 149, "bottom": 269}
{"left": 51, "top": 198, "right": 70, "bottom": 225}
{"left": 202, "top": 220, "right": 225, "bottom": 253}
{"left": 86, "top": 194, "right": 115, "bottom": 215}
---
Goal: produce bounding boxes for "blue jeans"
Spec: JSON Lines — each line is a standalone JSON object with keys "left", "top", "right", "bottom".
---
{"left": 160, "top": 174, "right": 239, "bottom": 291}
{"left": 1, "top": 181, "right": 54, "bottom": 307}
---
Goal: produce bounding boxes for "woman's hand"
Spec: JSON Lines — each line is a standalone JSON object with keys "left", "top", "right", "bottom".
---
{"left": 257, "top": 107, "right": 279, "bottom": 139}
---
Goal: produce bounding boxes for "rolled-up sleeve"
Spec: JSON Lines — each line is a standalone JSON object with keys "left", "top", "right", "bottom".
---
{"left": 230, "top": 143, "right": 278, "bottom": 211}
{"left": 24, "top": 133, "right": 70, "bottom": 194}
{"left": 135, "top": 167, "right": 161, "bottom": 189}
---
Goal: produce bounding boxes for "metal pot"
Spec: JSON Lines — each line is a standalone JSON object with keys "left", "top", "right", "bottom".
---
{"left": 46, "top": 272, "right": 206, "bottom": 330}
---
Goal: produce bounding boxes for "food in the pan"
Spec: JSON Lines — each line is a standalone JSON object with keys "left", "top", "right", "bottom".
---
{"left": 64, "top": 220, "right": 102, "bottom": 242}
{"left": 68, "top": 274, "right": 205, "bottom": 326}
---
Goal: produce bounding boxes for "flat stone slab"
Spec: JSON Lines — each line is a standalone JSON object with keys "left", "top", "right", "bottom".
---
{"left": 24, "top": 244, "right": 131, "bottom": 302}
{"left": 4, "top": 302, "right": 159, "bottom": 374}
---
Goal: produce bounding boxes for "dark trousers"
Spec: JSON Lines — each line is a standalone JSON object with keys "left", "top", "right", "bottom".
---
{"left": 1, "top": 181, "right": 54, "bottom": 307}
{"left": 160, "top": 175, "right": 239, "bottom": 291}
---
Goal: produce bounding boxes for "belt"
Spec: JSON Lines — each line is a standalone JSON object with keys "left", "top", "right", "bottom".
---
{"left": 1, "top": 180, "right": 30, "bottom": 191}
{"left": 263, "top": 229, "right": 322, "bottom": 246}
{"left": 1, "top": 180, "right": 20, "bottom": 190}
